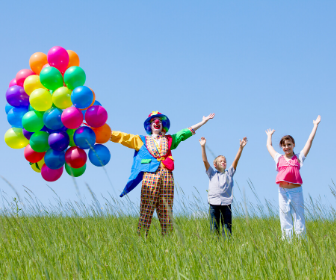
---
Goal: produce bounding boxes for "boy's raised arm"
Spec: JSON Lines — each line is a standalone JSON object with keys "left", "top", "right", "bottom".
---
{"left": 232, "top": 137, "right": 248, "bottom": 170}
{"left": 199, "top": 137, "right": 210, "bottom": 171}
{"left": 301, "top": 115, "right": 321, "bottom": 157}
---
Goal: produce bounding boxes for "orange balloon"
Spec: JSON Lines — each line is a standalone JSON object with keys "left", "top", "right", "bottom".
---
{"left": 80, "top": 88, "right": 96, "bottom": 111}
{"left": 92, "top": 124, "right": 112, "bottom": 144}
{"left": 67, "top": 50, "right": 80, "bottom": 68}
{"left": 29, "top": 52, "right": 48, "bottom": 74}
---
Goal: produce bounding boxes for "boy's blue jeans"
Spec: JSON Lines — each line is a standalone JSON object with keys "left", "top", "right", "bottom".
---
{"left": 209, "top": 204, "right": 232, "bottom": 236}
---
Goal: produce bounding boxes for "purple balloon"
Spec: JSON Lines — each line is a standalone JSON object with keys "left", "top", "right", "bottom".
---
{"left": 85, "top": 105, "right": 108, "bottom": 128}
{"left": 48, "top": 132, "right": 70, "bottom": 151}
{"left": 6, "top": 86, "right": 29, "bottom": 107}
{"left": 23, "top": 128, "right": 34, "bottom": 140}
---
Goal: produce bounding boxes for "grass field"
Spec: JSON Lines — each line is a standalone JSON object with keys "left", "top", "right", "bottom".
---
{"left": 0, "top": 182, "right": 336, "bottom": 279}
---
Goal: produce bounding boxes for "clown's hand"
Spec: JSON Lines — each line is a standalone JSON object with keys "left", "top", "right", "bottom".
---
{"left": 202, "top": 113, "right": 215, "bottom": 124}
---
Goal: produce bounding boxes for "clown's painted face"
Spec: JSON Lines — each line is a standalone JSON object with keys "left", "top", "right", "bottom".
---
{"left": 151, "top": 118, "right": 162, "bottom": 134}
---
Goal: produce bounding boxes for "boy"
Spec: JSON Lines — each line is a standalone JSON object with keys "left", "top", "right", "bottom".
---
{"left": 199, "top": 136, "right": 247, "bottom": 236}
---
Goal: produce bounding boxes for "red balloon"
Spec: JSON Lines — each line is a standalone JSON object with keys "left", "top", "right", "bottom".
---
{"left": 24, "top": 145, "right": 46, "bottom": 163}
{"left": 65, "top": 147, "right": 87, "bottom": 168}
{"left": 16, "top": 69, "right": 35, "bottom": 87}
{"left": 61, "top": 107, "right": 83, "bottom": 129}
{"left": 41, "top": 164, "right": 63, "bottom": 182}
{"left": 85, "top": 106, "right": 108, "bottom": 128}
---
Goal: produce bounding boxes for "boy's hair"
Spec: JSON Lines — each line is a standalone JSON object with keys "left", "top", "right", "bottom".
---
{"left": 279, "top": 135, "right": 295, "bottom": 147}
{"left": 213, "top": 155, "right": 226, "bottom": 166}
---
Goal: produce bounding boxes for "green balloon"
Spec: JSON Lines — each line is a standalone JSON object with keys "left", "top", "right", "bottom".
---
{"left": 29, "top": 105, "right": 45, "bottom": 114}
{"left": 22, "top": 111, "right": 44, "bottom": 132}
{"left": 30, "top": 131, "right": 50, "bottom": 152}
{"left": 67, "top": 129, "right": 76, "bottom": 147}
{"left": 40, "top": 67, "right": 64, "bottom": 91}
{"left": 65, "top": 163, "right": 86, "bottom": 177}
{"left": 64, "top": 66, "right": 86, "bottom": 90}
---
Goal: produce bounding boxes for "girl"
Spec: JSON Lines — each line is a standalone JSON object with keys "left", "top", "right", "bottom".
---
{"left": 265, "top": 115, "right": 321, "bottom": 239}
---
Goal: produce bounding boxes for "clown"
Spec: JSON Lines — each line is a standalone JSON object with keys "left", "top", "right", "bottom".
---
{"left": 110, "top": 111, "right": 215, "bottom": 235}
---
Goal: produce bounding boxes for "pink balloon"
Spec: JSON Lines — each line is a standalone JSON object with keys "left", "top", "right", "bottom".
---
{"left": 9, "top": 78, "right": 17, "bottom": 87}
{"left": 85, "top": 106, "right": 108, "bottom": 128}
{"left": 42, "top": 63, "right": 50, "bottom": 70}
{"left": 47, "top": 46, "right": 69, "bottom": 74}
{"left": 15, "top": 69, "right": 35, "bottom": 87}
{"left": 61, "top": 107, "right": 84, "bottom": 129}
{"left": 41, "top": 164, "right": 63, "bottom": 182}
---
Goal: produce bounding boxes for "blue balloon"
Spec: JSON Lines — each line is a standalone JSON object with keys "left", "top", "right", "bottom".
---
{"left": 5, "top": 103, "right": 14, "bottom": 114}
{"left": 71, "top": 86, "right": 94, "bottom": 109}
{"left": 93, "top": 100, "right": 101, "bottom": 106}
{"left": 73, "top": 126, "right": 96, "bottom": 149}
{"left": 7, "top": 107, "right": 28, "bottom": 128}
{"left": 82, "top": 109, "right": 86, "bottom": 118}
{"left": 41, "top": 126, "right": 49, "bottom": 132}
{"left": 89, "top": 144, "right": 111, "bottom": 167}
{"left": 44, "top": 149, "right": 65, "bottom": 170}
{"left": 44, "top": 125, "right": 67, "bottom": 134}
{"left": 43, "top": 107, "right": 63, "bottom": 130}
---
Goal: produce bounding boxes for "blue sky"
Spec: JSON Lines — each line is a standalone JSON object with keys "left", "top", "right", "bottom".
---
{"left": 0, "top": 1, "right": 335, "bottom": 211}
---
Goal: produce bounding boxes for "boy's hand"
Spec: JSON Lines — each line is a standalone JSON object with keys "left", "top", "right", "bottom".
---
{"left": 313, "top": 115, "right": 321, "bottom": 126}
{"left": 240, "top": 137, "right": 248, "bottom": 148}
{"left": 199, "top": 137, "right": 206, "bottom": 147}
{"left": 202, "top": 113, "right": 215, "bottom": 124}
{"left": 265, "top": 129, "right": 275, "bottom": 136}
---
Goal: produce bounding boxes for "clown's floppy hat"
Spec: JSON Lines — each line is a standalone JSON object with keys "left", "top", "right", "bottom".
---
{"left": 144, "top": 111, "right": 170, "bottom": 135}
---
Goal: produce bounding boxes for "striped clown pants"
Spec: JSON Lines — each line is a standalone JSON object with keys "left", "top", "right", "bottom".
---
{"left": 137, "top": 167, "right": 174, "bottom": 236}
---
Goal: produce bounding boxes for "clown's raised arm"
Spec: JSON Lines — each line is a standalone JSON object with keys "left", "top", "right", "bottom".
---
{"left": 110, "top": 112, "right": 215, "bottom": 151}
{"left": 109, "top": 111, "right": 215, "bottom": 237}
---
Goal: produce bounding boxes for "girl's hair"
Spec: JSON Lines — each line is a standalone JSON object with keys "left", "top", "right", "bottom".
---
{"left": 279, "top": 135, "right": 295, "bottom": 147}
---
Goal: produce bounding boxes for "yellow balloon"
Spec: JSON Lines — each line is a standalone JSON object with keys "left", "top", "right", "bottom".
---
{"left": 30, "top": 88, "right": 52, "bottom": 111}
{"left": 23, "top": 75, "right": 46, "bottom": 96}
{"left": 52, "top": 87, "right": 73, "bottom": 109}
{"left": 4, "top": 127, "right": 29, "bottom": 149}
{"left": 30, "top": 158, "right": 45, "bottom": 173}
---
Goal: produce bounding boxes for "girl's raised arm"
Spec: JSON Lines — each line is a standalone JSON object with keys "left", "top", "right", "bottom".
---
{"left": 265, "top": 129, "right": 277, "bottom": 159}
{"left": 301, "top": 115, "right": 321, "bottom": 157}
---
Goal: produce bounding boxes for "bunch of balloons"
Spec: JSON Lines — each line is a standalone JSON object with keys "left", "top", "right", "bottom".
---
{"left": 5, "top": 46, "right": 112, "bottom": 182}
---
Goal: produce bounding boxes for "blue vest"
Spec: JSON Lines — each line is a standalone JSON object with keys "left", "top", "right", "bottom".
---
{"left": 119, "top": 135, "right": 160, "bottom": 197}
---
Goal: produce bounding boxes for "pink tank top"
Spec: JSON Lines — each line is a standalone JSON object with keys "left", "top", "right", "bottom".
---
{"left": 276, "top": 155, "right": 303, "bottom": 185}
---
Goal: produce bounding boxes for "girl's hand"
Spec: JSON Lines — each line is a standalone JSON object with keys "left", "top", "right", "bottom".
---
{"left": 265, "top": 129, "right": 275, "bottom": 136}
{"left": 202, "top": 113, "right": 215, "bottom": 124}
{"left": 313, "top": 115, "right": 321, "bottom": 126}
{"left": 240, "top": 137, "right": 248, "bottom": 148}
{"left": 199, "top": 137, "right": 206, "bottom": 146}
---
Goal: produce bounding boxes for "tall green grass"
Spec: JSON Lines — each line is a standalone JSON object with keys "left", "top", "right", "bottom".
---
{"left": 0, "top": 179, "right": 335, "bottom": 279}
